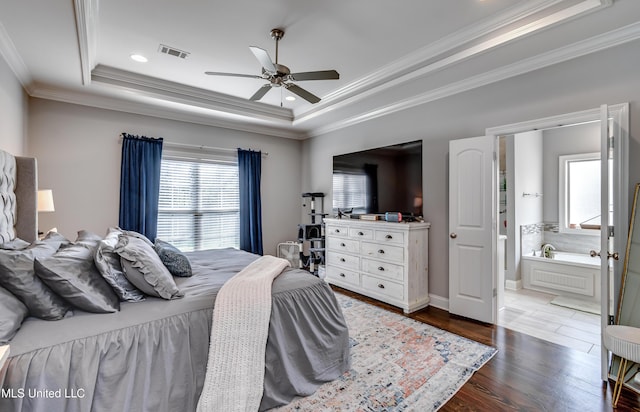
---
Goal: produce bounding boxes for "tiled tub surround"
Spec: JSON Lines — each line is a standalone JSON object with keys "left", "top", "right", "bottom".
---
{"left": 521, "top": 223, "right": 600, "bottom": 256}
{"left": 520, "top": 223, "right": 604, "bottom": 303}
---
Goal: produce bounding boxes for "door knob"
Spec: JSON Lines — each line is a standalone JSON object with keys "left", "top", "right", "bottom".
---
{"left": 450, "top": 233, "right": 457, "bottom": 239}
{"left": 589, "top": 250, "right": 619, "bottom": 260}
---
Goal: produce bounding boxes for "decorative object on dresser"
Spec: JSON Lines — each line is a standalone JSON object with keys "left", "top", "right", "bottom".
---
{"left": 324, "top": 217, "right": 430, "bottom": 313}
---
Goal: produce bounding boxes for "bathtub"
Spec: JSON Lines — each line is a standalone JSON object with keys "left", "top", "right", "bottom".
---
{"left": 521, "top": 251, "right": 602, "bottom": 301}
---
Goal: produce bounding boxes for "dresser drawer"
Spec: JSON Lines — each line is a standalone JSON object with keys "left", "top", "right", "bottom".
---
{"left": 327, "top": 251, "right": 359, "bottom": 270}
{"left": 327, "top": 237, "right": 359, "bottom": 253}
{"left": 362, "top": 275, "right": 404, "bottom": 301}
{"left": 349, "top": 227, "right": 374, "bottom": 240}
{"left": 361, "top": 258, "right": 404, "bottom": 282}
{"left": 374, "top": 230, "right": 405, "bottom": 245}
{"left": 326, "top": 266, "right": 359, "bottom": 287}
{"left": 361, "top": 242, "right": 404, "bottom": 263}
{"left": 326, "top": 225, "right": 348, "bottom": 237}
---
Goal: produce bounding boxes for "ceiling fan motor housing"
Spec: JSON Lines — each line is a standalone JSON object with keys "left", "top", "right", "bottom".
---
{"left": 270, "top": 28, "right": 284, "bottom": 41}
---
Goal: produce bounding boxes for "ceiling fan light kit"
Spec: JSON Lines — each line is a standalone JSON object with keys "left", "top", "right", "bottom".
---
{"left": 205, "top": 28, "right": 339, "bottom": 104}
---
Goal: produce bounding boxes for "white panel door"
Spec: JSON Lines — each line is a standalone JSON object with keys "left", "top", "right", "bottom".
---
{"left": 600, "top": 104, "right": 611, "bottom": 381}
{"left": 449, "top": 136, "right": 495, "bottom": 323}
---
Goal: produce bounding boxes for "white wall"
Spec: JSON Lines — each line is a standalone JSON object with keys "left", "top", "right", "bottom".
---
{"left": 28, "top": 98, "right": 302, "bottom": 255}
{"left": 302, "top": 39, "right": 640, "bottom": 301}
{"left": 542, "top": 122, "right": 600, "bottom": 222}
{"left": 0, "top": 54, "right": 27, "bottom": 155}
{"left": 512, "top": 130, "right": 543, "bottom": 281}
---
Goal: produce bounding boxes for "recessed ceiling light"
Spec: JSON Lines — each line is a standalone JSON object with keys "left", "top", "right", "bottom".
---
{"left": 130, "top": 54, "right": 148, "bottom": 63}
{"left": 285, "top": 96, "right": 296, "bottom": 101}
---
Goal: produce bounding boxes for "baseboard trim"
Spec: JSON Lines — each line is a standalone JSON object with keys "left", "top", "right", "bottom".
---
{"left": 428, "top": 294, "right": 449, "bottom": 311}
{"left": 505, "top": 279, "right": 523, "bottom": 291}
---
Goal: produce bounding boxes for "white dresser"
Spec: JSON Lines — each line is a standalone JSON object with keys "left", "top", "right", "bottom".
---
{"left": 324, "top": 218, "right": 430, "bottom": 313}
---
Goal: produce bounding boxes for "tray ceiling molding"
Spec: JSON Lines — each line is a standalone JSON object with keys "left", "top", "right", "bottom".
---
{"left": 29, "top": 83, "right": 305, "bottom": 140}
{"left": 308, "top": 21, "right": 640, "bottom": 138}
{"left": 293, "top": 0, "right": 613, "bottom": 125}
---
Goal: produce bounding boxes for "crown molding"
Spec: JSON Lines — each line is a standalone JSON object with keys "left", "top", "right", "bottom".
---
{"left": 29, "top": 83, "right": 306, "bottom": 140}
{"left": 293, "top": 0, "right": 611, "bottom": 126}
{"left": 485, "top": 102, "right": 627, "bottom": 137}
{"left": 91, "top": 65, "right": 294, "bottom": 123}
{"left": 309, "top": 22, "right": 640, "bottom": 138}
{"left": 0, "top": 22, "right": 33, "bottom": 93}
{"left": 73, "top": 0, "right": 98, "bottom": 85}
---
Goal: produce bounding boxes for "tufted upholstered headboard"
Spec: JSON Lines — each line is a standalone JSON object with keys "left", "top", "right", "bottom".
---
{"left": 0, "top": 149, "right": 37, "bottom": 243}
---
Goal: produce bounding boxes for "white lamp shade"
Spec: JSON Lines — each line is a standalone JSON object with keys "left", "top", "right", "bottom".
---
{"left": 37, "top": 189, "right": 55, "bottom": 212}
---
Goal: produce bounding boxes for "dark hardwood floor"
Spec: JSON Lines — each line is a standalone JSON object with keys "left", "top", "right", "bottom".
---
{"left": 332, "top": 287, "right": 640, "bottom": 411}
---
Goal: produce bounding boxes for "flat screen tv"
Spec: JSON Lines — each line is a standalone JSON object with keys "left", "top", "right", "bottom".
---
{"left": 332, "top": 140, "right": 423, "bottom": 218}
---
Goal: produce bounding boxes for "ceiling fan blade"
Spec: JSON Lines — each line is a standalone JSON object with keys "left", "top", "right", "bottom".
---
{"left": 285, "top": 84, "right": 321, "bottom": 104}
{"left": 249, "top": 46, "right": 277, "bottom": 73}
{"left": 250, "top": 84, "right": 272, "bottom": 101}
{"left": 204, "top": 71, "right": 262, "bottom": 79}
{"left": 289, "top": 70, "right": 340, "bottom": 81}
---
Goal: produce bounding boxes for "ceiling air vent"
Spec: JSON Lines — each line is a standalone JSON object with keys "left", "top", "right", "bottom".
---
{"left": 158, "top": 44, "right": 189, "bottom": 59}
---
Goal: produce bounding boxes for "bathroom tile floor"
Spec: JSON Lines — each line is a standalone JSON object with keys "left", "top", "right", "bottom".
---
{"left": 498, "top": 288, "right": 602, "bottom": 357}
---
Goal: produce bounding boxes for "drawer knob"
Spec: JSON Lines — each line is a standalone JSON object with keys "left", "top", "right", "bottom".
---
{"left": 378, "top": 249, "right": 385, "bottom": 254}
{"left": 340, "top": 258, "right": 346, "bottom": 262}
{"left": 336, "top": 229, "right": 341, "bottom": 233}
{"left": 377, "top": 283, "right": 385, "bottom": 289}
{"left": 340, "top": 242, "right": 346, "bottom": 247}
{"left": 378, "top": 266, "right": 385, "bottom": 271}
{"left": 358, "top": 231, "right": 364, "bottom": 236}
{"left": 339, "top": 273, "right": 346, "bottom": 278}
{"left": 385, "top": 234, "right": 393, "bottom": 239}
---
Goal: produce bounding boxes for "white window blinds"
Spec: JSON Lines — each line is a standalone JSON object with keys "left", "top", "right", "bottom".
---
{"left": 157, "top": 156, "right": 239, "bottom": 251}
{"left": 332, "top": 172, "right": 368, "bottom": 214}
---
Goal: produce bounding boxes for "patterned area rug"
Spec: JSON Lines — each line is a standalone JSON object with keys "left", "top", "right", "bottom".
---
{"left": 276, "top": 294, "right": 497, "bottom": 411}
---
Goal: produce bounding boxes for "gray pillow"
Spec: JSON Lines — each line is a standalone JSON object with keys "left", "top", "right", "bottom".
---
{"left": 0, "top": 285, "right": 29, "bottom": 343}
{"left": 35, "top": 232, "right": 120, "bottom": 313}
{"left": 116, "top": 234, "right": 183, "bottom": 300}
{"left": 154, "top": 239, "right": 192, "bottom": 277}
{"left": 0, "top": 239, "right": 71, "bottom": 320}
{"left": 95, "top": 228, "right": 145, "bottom": 302}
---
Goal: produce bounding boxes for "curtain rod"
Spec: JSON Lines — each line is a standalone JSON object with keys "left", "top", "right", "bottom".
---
{"left": 117, "top": 135, "right": 268, "bottom": 156}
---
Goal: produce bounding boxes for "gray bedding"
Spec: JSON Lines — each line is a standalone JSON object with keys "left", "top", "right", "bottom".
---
{"left": 0, "top": 248, "right": 350, "bottom": 412}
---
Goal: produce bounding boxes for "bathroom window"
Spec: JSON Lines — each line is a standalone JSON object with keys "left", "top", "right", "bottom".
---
{"left": 559, "top": 152, "right": 604, "bottom": 234}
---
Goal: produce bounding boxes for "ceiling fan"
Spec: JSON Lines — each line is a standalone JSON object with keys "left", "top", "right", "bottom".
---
{"left": 205, "top": 28, "right": 339, "bottom": 104}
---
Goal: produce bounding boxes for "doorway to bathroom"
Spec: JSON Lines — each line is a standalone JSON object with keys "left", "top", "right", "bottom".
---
{"left": 488, "top": 105, "right": 628, "bottom": 366}
{"left": 496, "top": 121, "right": 606, "bottom": 356}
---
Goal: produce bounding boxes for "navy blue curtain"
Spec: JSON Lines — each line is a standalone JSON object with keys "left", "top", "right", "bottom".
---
{"left": 238, "top": 149, "right": 263, "bottom": 255}
{"left": 119, "top": 133, "right": 163, "bottom": 241}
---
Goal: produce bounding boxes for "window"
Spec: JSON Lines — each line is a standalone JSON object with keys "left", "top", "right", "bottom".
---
{"left": 157, "top": 156, "right": 239, "bottom": 251}
{"left": 332, "top": 171, "right": 368, "bottom": 214}
{"left": 559, "top": 153, "right": 602, "bottom": 233}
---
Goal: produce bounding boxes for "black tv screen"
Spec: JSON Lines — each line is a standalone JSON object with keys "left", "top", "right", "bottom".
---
{"left": 332, "top": 140, "right": 423, "bottom": 217}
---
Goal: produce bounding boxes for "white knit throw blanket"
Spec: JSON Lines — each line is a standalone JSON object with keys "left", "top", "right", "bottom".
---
{"left": 197, "top": 255, "right": 291, "bottom": 412}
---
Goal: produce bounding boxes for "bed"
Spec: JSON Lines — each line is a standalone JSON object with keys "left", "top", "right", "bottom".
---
{"left": 0, "top": 149, "right": 350, "bottom": 411}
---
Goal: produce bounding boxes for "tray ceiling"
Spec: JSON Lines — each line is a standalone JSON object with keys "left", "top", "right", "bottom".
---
{"left": 1, "top": 0, "right": 638, "bottom": 139}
